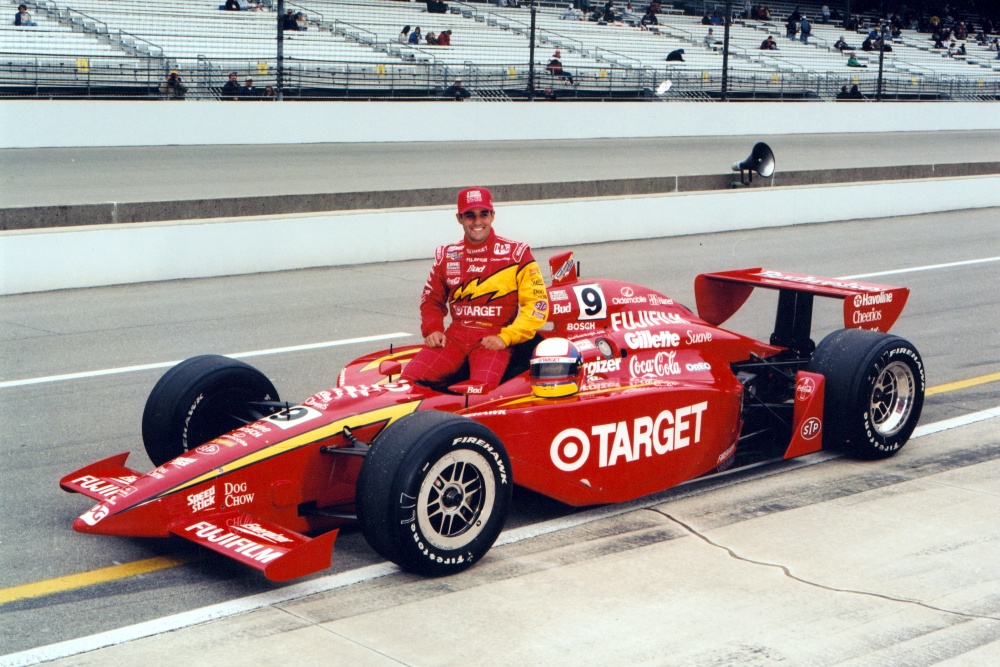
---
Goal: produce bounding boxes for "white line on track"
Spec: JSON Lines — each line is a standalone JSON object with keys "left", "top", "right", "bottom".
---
{"left": 0, "top": 333, "right": 413, "bottom": 390}
{"left": 3, "top": 406, "right": 998, "bottom": 667}
{"left": 839, "top": 256, "right": 1000, "bottom": 280}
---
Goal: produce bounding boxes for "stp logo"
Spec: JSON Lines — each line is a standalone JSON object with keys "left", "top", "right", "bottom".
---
{"left": 800, "top": 417, "right": 822, "bottom": 440}
{"left": 796, "top": 377, "right": 816, "bottom": 402}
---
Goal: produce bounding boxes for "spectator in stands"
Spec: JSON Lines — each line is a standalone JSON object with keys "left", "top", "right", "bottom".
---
{"left": 438, "top": 30, "right": 451, "bottom": 46}
{"left": 785, "top": 17, "right": 797, "bottom": 40}
{"left": 443, "top": 79, "right": 471, "bottom": 100}
{"left": 787, "top": 5, "right": 801, "bottom": 22}
{"left": 704, "top": 28, "right": 716, "bottom": 48}
{"left": 760, "top": 35, "right": 778, "bottom": 50}
{"left": 426, "top": 31, "right": 438, "bottom": 45}
{"left": 263, "top": 86, "right": 276, "bottom": 100}
{"left": 640, "top": 6, "right": 658, "bottom": 29}
{"left": 861, "top": 36, "right": 875, "bottom": 51}
{"left": 559, "top": 5, "right": 583, "bottom": 21}
{"left": 846, "top": 52, "right": 867, "bottom": 67}
{"left": 541, "top": 87, "right": 558, "bottom": 100}
{"left": 666, "top": 48, "right": 685, "bottom": 61}
{"left": 701, "top": 11, "right": 713, "bottom": 25}
{"left": 620, "top": 2, "right": 636, "bottom": 22}
{"left": 833, "top": 35, "right": 853, "bottom": 51}
{"left": 799, "top": 15, "right": 811, "bottom": 43}
{"left": 821, "top": 4, "right": 830, "bottom": 23}
{"left": 281, "top": 10, "right": 297, "bottom": 31}
{"left": 399, "top": 26, "right": 410, "bottom": 43}
{"left": 409, "top": 27, "right": 421, "bottom": 44}
{"left": 223, "top": 0, "right": 242, "bottom": 10}
{"left": 546, "top": 50, "right": 575, "bottom": 84}
{"left": 602, "top": 0, "right": 616, "bottom": 23}
{"left": 238, "top": 78, "right": 258, "bottom": 99}
{"left": 221, "top": 71, "right": 240, "bottom": 99}
{"left": 560, "top": 4, "right": 583, "bottom": 20}
{"left": 160, "top": 71, "right": 187, "bottom": 100}
{"left": 427, "top": 0, "right": 449, "bottom": 14}
{"left": 294, "top": 12, "right": 308, "bottom": 30}
{"left": 848, "top": 84, "right": 863, "bottom": 99}
{"left": 989, "top": 38, "right": 999, "bottom": 52}
{"left": 836, "top": 85, "right": 849, "bottom": 99}
{"left": 14, "top": 5, "right": 37, "bottom": 26}
{"left": 932, "top": 35, "right": 945, "bottom": 49}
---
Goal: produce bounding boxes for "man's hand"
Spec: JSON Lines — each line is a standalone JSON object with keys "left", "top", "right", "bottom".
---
{"left": 424, "top": 331, "right": 446, "bottom": 348}
{"left": 480, "top": 335, "right": 507, "bottom": 351}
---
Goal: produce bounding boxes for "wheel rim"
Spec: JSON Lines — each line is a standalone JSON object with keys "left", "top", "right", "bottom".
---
{"left": 417, "top": 450, "right": 496, "bottom": 551}
{"left": 869, "top": 360, "right": 916, "bottom": 437}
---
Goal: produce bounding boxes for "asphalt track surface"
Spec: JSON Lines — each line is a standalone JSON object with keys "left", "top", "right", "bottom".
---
{"left": 3, "top": 130, "right": 1000, "bottom": 208}
{"left": 1, "top": 206, "right": 999, "bottom": 661}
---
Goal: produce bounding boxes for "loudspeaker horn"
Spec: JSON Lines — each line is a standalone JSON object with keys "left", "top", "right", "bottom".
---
{"left": 731, "top": 142, "right": 775, "bottom": 185}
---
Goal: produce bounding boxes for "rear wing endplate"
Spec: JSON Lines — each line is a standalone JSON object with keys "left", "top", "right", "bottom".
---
{"left": 695, "top": 268, "right": 909, "bottom": 352}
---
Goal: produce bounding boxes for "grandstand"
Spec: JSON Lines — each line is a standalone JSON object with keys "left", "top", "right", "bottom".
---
{"left": 1, "top": 0, "right": 998, "bottom": 99}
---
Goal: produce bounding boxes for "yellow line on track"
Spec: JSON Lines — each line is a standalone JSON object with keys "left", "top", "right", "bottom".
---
{"left": 0, "top": 556, "right": 191, "bottom": 605}
{"left": 2, "top": 372, "right": 998, "bottom": 606}
{"left": 925, "top": 371, "right": 1000, "bottom": 397}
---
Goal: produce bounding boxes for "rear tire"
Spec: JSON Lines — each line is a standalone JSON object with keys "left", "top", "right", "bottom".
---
{"left": 808, "top": 329, "right": 924, "bottom": 459}
{"left": 356, "top": 411, "right": 512, "bottom": 576}
{"left": 141, "top": 355, "right": 279, "bottom": 467}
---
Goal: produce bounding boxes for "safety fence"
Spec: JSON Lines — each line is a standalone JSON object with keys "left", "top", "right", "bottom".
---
{"left": 3, "top": 53, "right": 999, "bottom": 100}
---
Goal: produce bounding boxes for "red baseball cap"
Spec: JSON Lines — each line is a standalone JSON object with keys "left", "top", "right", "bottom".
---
{"left": 456, "top": 187, "right": 494, "bottom": 215}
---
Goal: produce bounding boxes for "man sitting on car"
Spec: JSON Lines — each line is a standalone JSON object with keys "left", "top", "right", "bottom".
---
{"left": 401, "top": 187, "right": 548, "bottom": 391}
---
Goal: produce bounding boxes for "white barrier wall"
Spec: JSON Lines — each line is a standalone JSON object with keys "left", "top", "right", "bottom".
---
{"left": 2, "top": 100, "right": 1000, "bottom": 148}
{"left": 2, "top": 176, "right": 998, "bottom": 295}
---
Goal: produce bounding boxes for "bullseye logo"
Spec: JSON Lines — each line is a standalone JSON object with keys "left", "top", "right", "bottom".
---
{"left": 550, "top": 428, "right": 590, "bottom": 471}
{"left": 796, "top": 376, "right": 816, "bottom": 402}
{"left": 801, "top": 417, "right": 822, "bottom": 440}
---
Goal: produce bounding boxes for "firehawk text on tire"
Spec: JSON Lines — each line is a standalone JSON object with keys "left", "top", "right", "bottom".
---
{"left": 808, "top": 329, "right": 924, "bottom": 460}
{"left": 356, "top": 410, "right": 512, "bottom": 576}
{"left": 141, "top": 355, "right": 279, "bottom": 467}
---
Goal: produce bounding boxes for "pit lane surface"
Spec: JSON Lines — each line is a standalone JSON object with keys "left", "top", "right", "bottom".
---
{"left": 4, "top": 130, "right": 1000, "bottom": 208}
{"left": 1, "top": 207, "right": 999, "bottom": 660}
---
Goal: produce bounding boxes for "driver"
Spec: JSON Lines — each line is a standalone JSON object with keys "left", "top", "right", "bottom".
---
{"left": 401, "top": 187, "right": 549, "bottom": 390}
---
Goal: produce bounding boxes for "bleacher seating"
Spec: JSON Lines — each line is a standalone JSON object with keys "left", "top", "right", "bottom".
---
{"left": 1, "top": 0, "right": 997, "bottom": 99}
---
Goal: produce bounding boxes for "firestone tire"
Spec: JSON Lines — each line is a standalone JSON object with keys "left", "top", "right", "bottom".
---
{"left": 356, "top": 410, "right": 512, "bottom": 576}
{"left": 808, "top": 329, "right": 925, "bottom": 460}
{"left": 141, "top": 355, "right": 279, "bottom": 467}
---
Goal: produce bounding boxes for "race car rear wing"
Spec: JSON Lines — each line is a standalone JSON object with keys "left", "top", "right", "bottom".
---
{"left": 694, "top": 268, "right": 909, "bottom": 355}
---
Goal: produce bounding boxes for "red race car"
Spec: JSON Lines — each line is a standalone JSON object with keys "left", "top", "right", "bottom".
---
{"left": 61, "top": 251, "right": 924, "bottom": 580}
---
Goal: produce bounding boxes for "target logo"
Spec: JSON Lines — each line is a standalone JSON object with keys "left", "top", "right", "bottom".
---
{"left": 550, "top": 428, "right": 590, "bottom": 471}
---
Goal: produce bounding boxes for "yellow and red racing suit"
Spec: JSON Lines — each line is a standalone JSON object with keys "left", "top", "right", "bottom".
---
{"left": 404, "top": 230, "right": 549, "bottom": 388}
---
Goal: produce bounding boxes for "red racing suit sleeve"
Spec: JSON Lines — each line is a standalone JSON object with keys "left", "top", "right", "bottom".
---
{"left": 418, "top": 245, "right": 449, "bottom": 338}
{"left": 497, "top": 253, "right": 548, "bottom": 347}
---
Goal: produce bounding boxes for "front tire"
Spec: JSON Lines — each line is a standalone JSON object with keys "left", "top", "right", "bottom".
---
{"left": 356, "top": 411, "right": 512, "bottom": 576}
{"left": 141, "top": 355, "right": 279, "bottom": 467}
{"left": 808, "top": 329, "right": 925, "bottom": 459}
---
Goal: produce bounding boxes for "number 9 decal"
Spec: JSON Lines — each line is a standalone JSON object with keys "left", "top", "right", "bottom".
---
{"left": 572, "top": 284, "right": 607, "bottom": 321}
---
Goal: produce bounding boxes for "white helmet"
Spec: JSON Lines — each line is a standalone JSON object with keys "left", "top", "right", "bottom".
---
{"left": 530, "top": 337, "right": 584, "bottom": 398}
